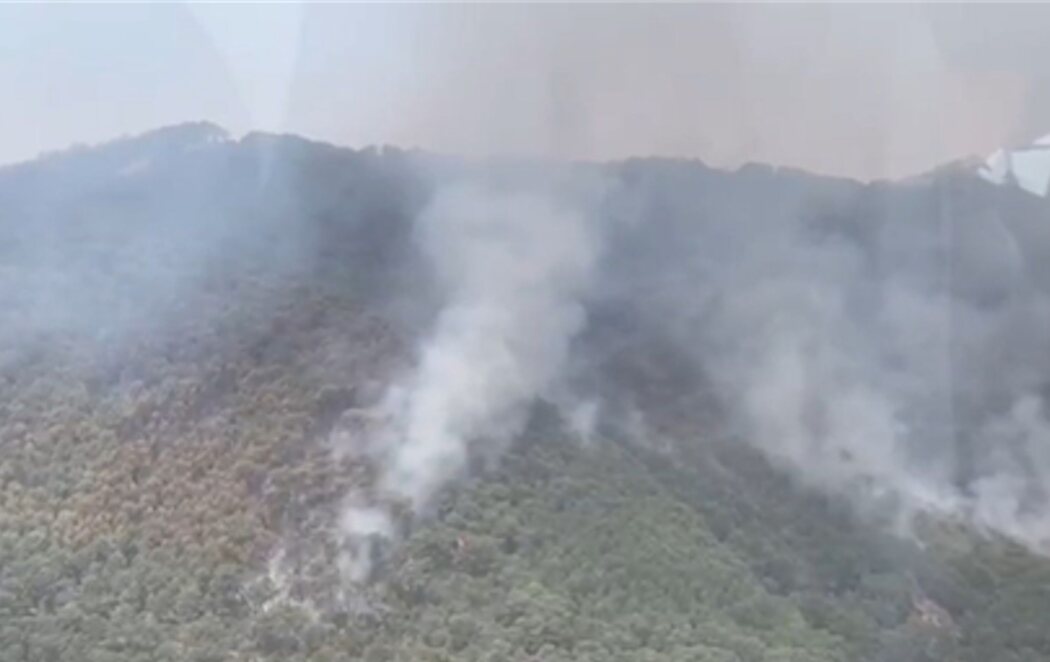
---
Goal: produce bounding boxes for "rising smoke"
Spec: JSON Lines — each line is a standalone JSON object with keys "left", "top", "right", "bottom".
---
{"left": 338, "top": 153, "right": 1050, "bottom": 582}
{"left": 5, "top": 123, "right": 1050, "bottom": 584}
{"left": 597, "top": 167, "right": 1050, "bottom": 551}
{"left": 338, "top": 170, "right": 605, "bottom": 580}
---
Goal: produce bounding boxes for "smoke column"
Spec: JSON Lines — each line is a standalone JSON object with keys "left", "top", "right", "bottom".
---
{"left": 601, "top": 166, "right": 1050, "bottom": 552}
{"left": 340, "top": 175, "right": 602, "bottom": 580}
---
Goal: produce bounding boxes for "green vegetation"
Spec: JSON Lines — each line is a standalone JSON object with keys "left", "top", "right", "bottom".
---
{"left": 4, "top": 284, "right": 1050, "bottom": 662}
{"left": 2, "top": 127, "right": 1050, "bottom": 660}
{"left": 354, "top": 424, "right": 1050, "bottom": 662}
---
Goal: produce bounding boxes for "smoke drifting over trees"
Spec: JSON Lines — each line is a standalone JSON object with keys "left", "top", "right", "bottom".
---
{"left": 3, "top": 124, "right": 1050, "bottom": 659}
{"left": 6, "top": 125, "right": 1050, "bottom": 555}
{"left": 338, "top": 175, "right": 605, "bottom": 579}
{"left": 319, "top": 146, "right": 1050, "bottom": 561}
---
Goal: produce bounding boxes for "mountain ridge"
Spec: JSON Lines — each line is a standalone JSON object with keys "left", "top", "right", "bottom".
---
{"left": 2, "top": 123, "right": 1050, "bottom": 661}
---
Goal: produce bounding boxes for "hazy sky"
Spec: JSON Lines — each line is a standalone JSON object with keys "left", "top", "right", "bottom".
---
{"left": 2, "top": 3, "right": 1049, "bottom": 179}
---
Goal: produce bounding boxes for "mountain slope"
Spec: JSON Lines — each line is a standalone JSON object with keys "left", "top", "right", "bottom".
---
{"left": 1, "top": 125, "right": 1050, "bottom": 661}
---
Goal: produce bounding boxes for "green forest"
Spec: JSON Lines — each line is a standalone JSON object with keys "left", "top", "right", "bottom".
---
{"left": 2, "top": 125, "right": 1050, "bottom": 661}
{"left": 2, "top": 273, "right": 1050, "bottom": 662}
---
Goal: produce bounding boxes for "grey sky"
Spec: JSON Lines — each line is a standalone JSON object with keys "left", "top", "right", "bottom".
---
{"left": 2, "top": 3, "right": 1049, "bottom": 180}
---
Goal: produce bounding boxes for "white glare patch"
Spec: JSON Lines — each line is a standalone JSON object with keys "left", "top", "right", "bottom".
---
{"left": 978, "top": 136, "right": 1050, "bottom": 198}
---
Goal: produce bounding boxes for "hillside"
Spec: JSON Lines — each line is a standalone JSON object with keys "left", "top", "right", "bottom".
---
{"left": 2, "top": 125, "right": 1050, "bottom": 661}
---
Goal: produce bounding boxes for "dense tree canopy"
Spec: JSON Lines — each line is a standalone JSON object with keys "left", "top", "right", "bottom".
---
{"left": 2, "top": 125, "right": 1049, "bottom": 660}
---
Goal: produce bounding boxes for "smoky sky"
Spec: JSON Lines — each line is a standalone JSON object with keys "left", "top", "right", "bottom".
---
{"left": 3, "top": 4, "right": 1050, "bottom": 180}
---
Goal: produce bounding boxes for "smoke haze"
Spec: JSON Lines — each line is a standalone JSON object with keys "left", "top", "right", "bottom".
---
{"left": 4, "top": 4, "right": 1050, "bottom": 178}
{"left": 591, "top": 164, "right": 1050, "bottom": 550}
{"left": 325, "top": 153, "right": 1050, "bottom": 579}
{"left": 336, "top": 170, "right": 607, "bottom": 579}
{"left": 4, "top": 4, "right": 1050, "bottom": 583}
{"left": 383, "top": 180, "right": 600, "bottom": 505}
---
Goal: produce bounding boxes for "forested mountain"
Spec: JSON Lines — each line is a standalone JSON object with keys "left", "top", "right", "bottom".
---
{"left": 2, "top": 124, "right": 1050, "bottom": 661}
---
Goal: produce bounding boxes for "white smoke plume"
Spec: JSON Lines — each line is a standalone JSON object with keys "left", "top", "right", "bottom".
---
{"left": 602, "top": 167, "right": 1050, "bottom": 552}
{"left": 340, "top": 175, "right": 603, "bottom": 580}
